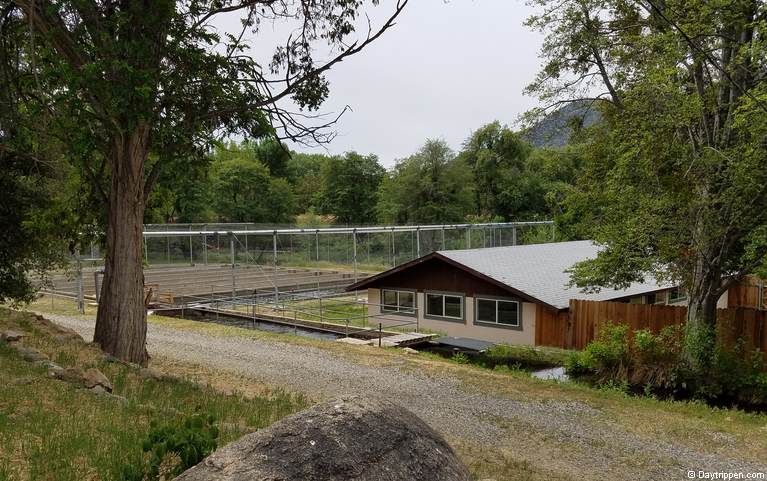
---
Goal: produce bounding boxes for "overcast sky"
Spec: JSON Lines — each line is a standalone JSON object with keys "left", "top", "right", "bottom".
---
{"left": 241, "top": 0, "right": 545, "bottom": 167}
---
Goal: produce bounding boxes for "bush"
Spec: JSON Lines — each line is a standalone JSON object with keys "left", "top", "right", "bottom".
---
{"left": 565, "top": 323, "right": 631, "bottom": 381}
{"left": 119, "top": 414, "right": 219, "bottom": 481}
{"left": 567, "top": 321, "right": 767, "bottom": 409}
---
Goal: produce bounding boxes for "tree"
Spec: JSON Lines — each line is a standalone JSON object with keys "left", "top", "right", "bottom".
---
{"left": 210, "top": 149, "right": 296, "bottom": 223}
{"left": 318, "top": 152, "right": 384, "bottom": 224}
{"left": 377, "top": 139, "right": 474, "bottom": 224}
{"left": 527, "top": 0, "right": 767, "bottom": 369}
{"left": 458, "top": 122, "right": 532, "bottom": 219}
{"left": 1, "top": 0, "right": 408, "bottom": 364}
{"left": 286, "top": 151, "right": 327, "bottom": 213}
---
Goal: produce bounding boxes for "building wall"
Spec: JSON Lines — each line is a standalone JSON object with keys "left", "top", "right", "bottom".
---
{"left": 366, "top": 288, "right": 536, "bottom": 345}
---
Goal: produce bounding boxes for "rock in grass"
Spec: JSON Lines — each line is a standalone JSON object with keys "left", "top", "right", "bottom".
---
{"left": 83, "top": 368, "right": 113, "bottom": 392}
{"left": 89, "top": 385, "right": 128, "bottom": 405}
{"left": 15, "top": 346, "right": 49, "bottom": 363}
{"left": 176, "top": 396, "right": 471, "bottom": 481}
{"left": 52, "top": 367, "right": 87, "bottom": 385}
{"left": 1, "top": 330, "right": 25, "bottom": 342}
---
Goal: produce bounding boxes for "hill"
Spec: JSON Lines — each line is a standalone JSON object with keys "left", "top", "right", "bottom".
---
{"left": 523, "top": 100, "right": 602, "bottom": 148}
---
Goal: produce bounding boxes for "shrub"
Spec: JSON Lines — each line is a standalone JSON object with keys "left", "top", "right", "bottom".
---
{"left": 568, "top": 321, "right": 767, "bottom": 409}
{"left": 119, "top": 414, "right": 219, "bottom": 481}
{"left": 565, "top": 323, "right": 631, "bottom": 382}
{"left": 451, "top": 352, "right": 470, "bottom": 364}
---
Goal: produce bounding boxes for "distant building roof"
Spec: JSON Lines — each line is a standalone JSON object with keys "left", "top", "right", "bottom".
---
{"left": 438, "top": 240, "right": 670, "bottom": 309}
{"left": 348, "top": 240, "right": 672, "bottom": 310}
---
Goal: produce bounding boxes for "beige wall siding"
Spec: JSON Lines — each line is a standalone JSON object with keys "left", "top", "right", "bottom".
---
{"left": 367, "top": 288, "right": 535, "bottom": 346}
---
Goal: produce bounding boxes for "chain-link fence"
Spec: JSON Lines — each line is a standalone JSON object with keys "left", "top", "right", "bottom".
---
{"left": 141, "top": 221, "right": 556, "bottom": 273}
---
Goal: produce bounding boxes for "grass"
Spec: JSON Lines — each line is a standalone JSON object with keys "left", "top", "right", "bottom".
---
{"left": 19, "top": 295, "right": 767, "bottom": 480}
{"left": 0, "top": 308, "right": 307, "bottom": 481}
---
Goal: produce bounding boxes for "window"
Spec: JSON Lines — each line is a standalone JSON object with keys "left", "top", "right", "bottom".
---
{"left": 425, "top": 293, "right": 463, "bottom": 320}
{"left": 380, "top": 289, "right": 415, "bottom": 314}
{"left": 648, "top": 292, "right": 667, "bottom": 305}
{"left": 667, "top": 287, "right": 687, "bottom": 304}
{"left": 475, "top": 297, "right": 520, "bottom": 327}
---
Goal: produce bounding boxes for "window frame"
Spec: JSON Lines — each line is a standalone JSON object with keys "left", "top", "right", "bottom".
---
{"left": 667, "top": 287, "right": 687, "bottom": 304}
{"left": 473, "top": 295, "right": 524, "bottom": 331}
{"left": 424, "top": 291, "right": 465, "bottom": 322}
{"left": 379, "top": 288, "right": 417, "bottom": 316}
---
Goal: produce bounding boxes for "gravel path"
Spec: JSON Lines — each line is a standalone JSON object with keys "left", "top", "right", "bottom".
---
{"left": 48, "top": 313, "right": 767, "bottom": 480}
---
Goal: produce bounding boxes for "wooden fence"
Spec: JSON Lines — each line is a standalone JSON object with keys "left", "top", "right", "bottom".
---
{"left": 728, "top": 276, "right": 765, "bottom": 310}
{"left": 536, "top": 299, "right": 767, "bottom": 353}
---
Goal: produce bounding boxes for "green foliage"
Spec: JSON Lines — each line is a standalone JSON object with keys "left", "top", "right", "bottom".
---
{"left": 527, "top": 0, "right": 767, "bottom": 371}
{"left": 119, "top": 414, "right": 219, "bottom": 481}
{"left": 459, "top": 122, "right": 533, "bottom": 219}
{"left": 377, "top": 139, "right": 474, "bottom": 224}
{"left": 484, "top": 344, "right": 571, "bottom": 369}
{"left": 451, "top": 352, "right": 471, "bottom": 364}
{"left": 209, "top": 143, "right": 296, "bottom": 223}
{"left": 318, "top": 152, "right": 384, "bottom": 224}
{"left": 568, "top": 323, "right": 767, "bottom": 408}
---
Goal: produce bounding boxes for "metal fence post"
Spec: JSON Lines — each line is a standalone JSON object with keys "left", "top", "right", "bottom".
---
{"left": 512, "top": 226, "right": 517, "bottom": 246}
{"left": 203, "top": 233, "right": 208, "bottom": 265}
{"left": 273, "top": 231, "right": 279, "bottom": 306}
{"left": 416, "top": 227, "right": 421, "bottom": 258}
{"left": 230, "top": 235, "right": 236, "bottom": 299}
{"left": 378, "top": 323, "right": 382, "bottom": 348}
{"left": 76, "top": 249, "right": 84, "bottom": 314}
{"left": 352, "top": 229, "right": 358, "bottom": 284}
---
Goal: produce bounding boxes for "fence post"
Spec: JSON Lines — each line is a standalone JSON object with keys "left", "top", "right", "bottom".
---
{"left": 416, "top": 227, "right": 421, "bottom": 258}
{"left": 378, "top": 323, "right": 382, "bottom": 348}
{"left": 512, "top": 226, "right": 517, "bottom": 246}
{"left": 75, "top": 249, "right": 84, "bottom": 314}
{"left": 273, "top": 231, "right": 279, "bottom": 306}
{"left": 230, "top": 235, "right": 236, "bottom": 299}
{"left": 202, "top": 233, "right": 208, "bottom": 266}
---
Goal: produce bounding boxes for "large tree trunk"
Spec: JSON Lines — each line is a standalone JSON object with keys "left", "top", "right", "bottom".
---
{"left": 94, "top": 127, "right": 150, "bottom": 365}
{"left": 683, "top": 267, "right": 722, "bottom": 372}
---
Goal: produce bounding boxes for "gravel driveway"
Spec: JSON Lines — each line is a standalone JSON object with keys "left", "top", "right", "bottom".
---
{"left": 47, "top": 313, "right": 767, "bottom": 481}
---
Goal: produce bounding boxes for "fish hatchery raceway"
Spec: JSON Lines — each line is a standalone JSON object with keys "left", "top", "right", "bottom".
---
{"left": 44, "top": 312, "right": 767, "bottom": 481}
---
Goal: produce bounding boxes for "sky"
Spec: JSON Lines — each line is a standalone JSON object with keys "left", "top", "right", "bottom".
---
{"left": 233, "top": 0, "right": 546, "bottom": 167}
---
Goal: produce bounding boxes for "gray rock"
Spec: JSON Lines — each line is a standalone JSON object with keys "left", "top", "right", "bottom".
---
{"left": 176, "top": 396, "right": 471, "bottom": 481}
{"left": 15, "top": 346, "right": 49, "bottom": 363}
{"left": 52, "top": 367, "right": 87, "bottom": 386}
{"left": 83, "top": 368, "right": 113, "bottom": 392}
{"left": 52, "top": 366, "right": 112, "bottom": 392}
{"left": 36, "top": 360, "right": 65, "bottom": 377}
{"left": 13, "top": 377, "right": 34, "bottom": 386}
{"left": 89, "top": 385, "right": 128, "bottom": 405}
{"left": 1, "top": 330, "right": 25, "bottom": 342}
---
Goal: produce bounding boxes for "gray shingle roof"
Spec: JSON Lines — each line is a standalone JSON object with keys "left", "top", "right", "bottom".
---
{"left": 439, "top": 240, "right": 670, "bottom": 309}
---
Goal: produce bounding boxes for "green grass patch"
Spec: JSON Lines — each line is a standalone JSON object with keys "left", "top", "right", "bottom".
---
{"left": 0, "top": 309, "right": 307, "bottom": 481}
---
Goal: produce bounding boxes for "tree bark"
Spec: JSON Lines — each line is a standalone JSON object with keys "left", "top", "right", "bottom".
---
{"left": 683, "top": 266, "right": 723, "bottom": 371}
{"left": 94, "top": 126, "right": 150, "bottom": 365}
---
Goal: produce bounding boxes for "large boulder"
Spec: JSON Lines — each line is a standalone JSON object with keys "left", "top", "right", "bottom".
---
{"left": 176, "top": 396, "right": 471, "bottom": 481}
